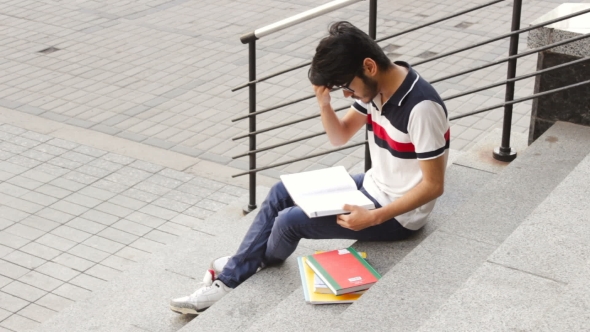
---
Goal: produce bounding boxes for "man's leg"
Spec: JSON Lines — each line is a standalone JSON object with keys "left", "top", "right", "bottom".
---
{"left": 216, "top": 181, "right": 294, "bottom": 288}
{"left": 264, "top": 203, "right": 413, "bottom": 264}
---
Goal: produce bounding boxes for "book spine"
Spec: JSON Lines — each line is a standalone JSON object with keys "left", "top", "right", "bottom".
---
{"left": 297, "top": 257, "right": 311, "bottom": 303}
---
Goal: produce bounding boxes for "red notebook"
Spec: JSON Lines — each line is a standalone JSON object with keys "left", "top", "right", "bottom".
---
{"left": 305, "top": 247, "right": 381, "bottom": 295}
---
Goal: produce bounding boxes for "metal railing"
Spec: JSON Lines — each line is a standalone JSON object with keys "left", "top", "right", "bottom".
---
{"left": 231, "top": 0, "right": 590, "bottom": 213}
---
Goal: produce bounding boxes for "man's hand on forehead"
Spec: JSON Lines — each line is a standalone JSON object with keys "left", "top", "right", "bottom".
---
{"left": 313, "top": 84, "right": 331, "bottom": 109}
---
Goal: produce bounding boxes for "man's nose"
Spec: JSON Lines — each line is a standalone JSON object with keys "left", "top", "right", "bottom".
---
{"left": 343, "top": 90, "right": 353, "bottom": 98}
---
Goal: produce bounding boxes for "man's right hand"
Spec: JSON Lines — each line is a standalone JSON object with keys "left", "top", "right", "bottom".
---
{"left": 312, "top": 85, "right": 331, "bottom": 110}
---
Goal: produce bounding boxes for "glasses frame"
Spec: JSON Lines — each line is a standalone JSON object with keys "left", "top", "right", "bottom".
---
{"left": 335, "top": 79, "right": 355, "bottom": 93}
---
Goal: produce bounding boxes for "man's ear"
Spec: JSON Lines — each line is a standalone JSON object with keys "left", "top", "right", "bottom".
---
{"left": 363, "top": 58, "right": 378, "bottom": 77}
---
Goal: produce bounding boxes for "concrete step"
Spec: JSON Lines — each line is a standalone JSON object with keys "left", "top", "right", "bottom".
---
{"left": 33, "top": 186, "right": 270, "bottom": 332}
{"left": 243, "top": 160, "right": 495, "bottom": 332}
{"left": 326, "top": 122, "right": 590, "bottom": 332}
{"left": 418, "top": 153, "right": 590, "bottom": 331}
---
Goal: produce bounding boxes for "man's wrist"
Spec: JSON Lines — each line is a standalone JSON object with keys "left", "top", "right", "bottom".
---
{"left": 370, "top": 208, "right": 386, "bottom": 226}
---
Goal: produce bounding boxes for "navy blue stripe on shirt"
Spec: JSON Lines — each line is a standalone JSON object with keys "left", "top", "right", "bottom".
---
{"left": 352, "top": 102, "right": 367, "bottom": 114}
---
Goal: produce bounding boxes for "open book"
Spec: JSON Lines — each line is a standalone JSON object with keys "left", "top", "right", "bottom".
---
{"left": 280, "top": 166, "right": 375, "bottom": 218}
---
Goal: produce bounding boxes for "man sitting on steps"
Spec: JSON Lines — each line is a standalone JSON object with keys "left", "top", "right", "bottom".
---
{"left": 170, "top": 21, "right": 450, "bottom": 315}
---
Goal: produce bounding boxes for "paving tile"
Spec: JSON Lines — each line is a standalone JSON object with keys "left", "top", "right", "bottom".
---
{"left": 19, "top": 215, "right": 60, "bottom": 233}
{"left": 68, "top": 244, "right": 110, "bottom": 263}
{"left": 7, "top": 176, "right": 43, "bottom": 191}
{"left": 120, "top": 188, "right": 159, "bottom": 203}
{"left": 21, "top": 169, "right": 58, "bottom": 183}
{"left": 35, "top": 184, "right": 72, "bottom": 199}
{"left": 35, "top": 262, "right": 80, "bottom": 282}
{"left": 107, "top": 195, "right": 147, "bottom": 211}
{"left": 79, "top": 209, "right": 119, "bottom": 226}
{"left": 18, "top": 271, "right": 63, "bottom": 292}
{"left": 50, "top": 225, "right": 92, "bottom": 243}
{"left": 91, "top": 179, "right": 129, "bottom": 194}
{"left": 65, "top": 217, "right": 107, "bottom": 234}
{"left": 0, "top": 275, "right": 10, "bottom": 288}
{"left": 94, "top": 202, "right": 134, "bottom": 218}
{"left": 69, "top": 273, "right": 107, "bottom": 291}
{"left": 17, "top": 303, "right": 57, "bottom": 323}
{"left": 0, "top": 314, "right": 41, "bottom": 331}
{"left": 48, "top": 177, "right": 86, "bottom": 192}
{"left": 35, "top": 293, "right": 74, "bottom": 312}
{"left": 35, "top": 207, "right": 75, "bottom": 224}
{"left": 102, "top": 153, "right": 134, "bottom": 165}
{"left": 133, "top": 182, "right": 171, "bottom": 196}
{"left": 1, "top": 280, "right": 46, "bottom": 302}
{"left": 100, "top": 255, "right": 134, "bottom": 271}
{"left": 7, "top": 197, "right": 44, "bottom": 214}
{"left": 18, "top": 191, "right": 59, "bottom": 207}
{"left": 125, "top": 212, "right": 166, "bottom": 228}
{"left": 0, "top": 308, "right": 9, "bottom": 322}
{"left": 115, "top": 246, "right": 149, "bottom": 262}
{"left": 4, "top": 224, "right": 44, "bottom": 241}
{"left": 2, "top": 251, "right": 46, "bottom": 270}
{"left": 34, "top": 233, "right": 77, "bottom": 252}
{"left": 152, "top": 197, "right": 190, "bottom": 213}
{"left": 49, "top": 200, "right": 89, "bottom": 217}
{"left": 143, "top": 229, "right": 178, "bottom": 245}
{"left": 96, "top": 228, "right": 138, "bottom": 245}
{"left": 63, "top": 192, "right": 102, "bottom": 208}
{"left": 0, "top": 260, "right": 30, "bottom": 279}
{"left": 51, "top": 283, "right": 91, "bottom": 302}
{"left": 78, "top": 186, "right": 116, "bottom": 201}
{"left": 0, "top": 218, "right": 14, "bottom": 232}
{"left": 0, "top": 232, "right": 29, "bottom": 249}
{"left": 0, "top": 245, "right": 12, "bottom": 259}
{"left": 0, "top": 182, "right": 29, "bottom": 197}
{"left": 62, "top": 171, "right": 99, "bottom": 185}
{"left": 184, "top": 206, "right": 215, "bottom": 219}
{"left": 0, "top": 291, "right": 28, "bottom": 312}
{"left": 84, "top": 264, "right": 121, "bottom": 281}
{"left": 0, "top": 206, "right": 29, "bottom": 222}
{"left": 138, "top": 204, "right": 178, "bottom": 221}
{"left": 52, "top": 253, "right": 94, "bottom": 272}
{"left": 82, "top": 236, "right": 126, "bottom": 254}
{"left": 111, "top": 219, "right": 153, "bottom": 236}
{"left": 18, "top": 243, "right": 61, "bottom": 261}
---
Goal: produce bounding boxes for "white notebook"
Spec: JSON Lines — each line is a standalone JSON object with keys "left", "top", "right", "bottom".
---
{"left": 280, "top": 166, "right": 375, "bottom": 218}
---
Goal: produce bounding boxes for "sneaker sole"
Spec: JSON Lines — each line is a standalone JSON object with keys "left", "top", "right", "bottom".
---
{"left": 169, "top": 305, "right": 204, "bottom": 315}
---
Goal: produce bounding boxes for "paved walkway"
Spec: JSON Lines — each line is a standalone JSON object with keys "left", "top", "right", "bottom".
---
{"left": 0, "top": 0, "right": 589, "bottom": 331}
{"left": 0, "top": 108, "right": 266, "bottom": 332}
{"left": 0, "top": 0, "right": 585, "bottom": 178}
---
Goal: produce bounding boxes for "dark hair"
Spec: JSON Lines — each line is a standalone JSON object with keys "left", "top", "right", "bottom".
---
{"left": 309, "top": 21, "right": 392, "bottom": 87}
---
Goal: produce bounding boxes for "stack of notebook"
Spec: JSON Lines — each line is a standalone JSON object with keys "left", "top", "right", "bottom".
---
{"left": 297, "top": 247, "right": 381, "bottom": 304}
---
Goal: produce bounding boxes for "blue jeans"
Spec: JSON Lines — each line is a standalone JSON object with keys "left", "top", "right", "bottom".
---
{"left": 216, "top": 173, "right": 415, "bottom": 288}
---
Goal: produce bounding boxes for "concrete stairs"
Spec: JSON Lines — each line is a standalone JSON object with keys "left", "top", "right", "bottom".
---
{"left": 33, "top": 187, "right": 271, "bottom": 332}
{"left": 32, "top": 122, "right": 590, "bottom": 332}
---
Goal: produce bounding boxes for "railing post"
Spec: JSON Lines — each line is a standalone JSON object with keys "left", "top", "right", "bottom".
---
{"left": 365, "top": 0, "right": 377, "bottom": 172}
{"left": 493, "top": 0, "right": 522, "bottom": 162}
{"left": 245, "top": 40, "right": 257, "bottom": 214}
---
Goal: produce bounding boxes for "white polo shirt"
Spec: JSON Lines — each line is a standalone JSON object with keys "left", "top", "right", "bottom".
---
{"left": 352, "top": 62, "right": 450, "bottom": 230}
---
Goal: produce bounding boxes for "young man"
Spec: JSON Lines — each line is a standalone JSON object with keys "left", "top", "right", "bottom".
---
{"left": 170, "top": 21, "right": 449, "bottom": 315}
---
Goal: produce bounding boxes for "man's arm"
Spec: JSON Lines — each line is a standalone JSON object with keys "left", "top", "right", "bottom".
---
{"left": 313, "top": 85, "right": 366, "bottom": 146}
{"left": 337, "top": 154, "right": 446, "bottom": 231}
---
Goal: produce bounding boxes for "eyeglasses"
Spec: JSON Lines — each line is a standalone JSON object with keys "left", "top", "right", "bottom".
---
{"left": 335, "top": 80, "right": 354, "bottom": 93}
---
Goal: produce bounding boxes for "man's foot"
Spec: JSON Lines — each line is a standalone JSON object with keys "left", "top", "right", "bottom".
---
{"left": 206, "top": 256, "right": 264, "bottom": 282}
{"left": 169, "top": 279, "right": 232, "bottom": 315}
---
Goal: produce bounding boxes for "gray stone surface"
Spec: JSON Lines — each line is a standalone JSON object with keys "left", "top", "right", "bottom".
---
{"left": 223, "top": 162, "right": 495, "bottom": 332}
{"left": 418, "top": 154, "right": 590, "bottom": 331}
{"left": 440, "top": 122, "right": 590, "bottom": 246}
{"left": 33, "top": 188, "right": 266, "bottom": 332}
{"left": 489, "top": 154, "right": 590, "bottom": 284}
{"left": 319, "top": 122, "right": 590, "bottom": 332}
{"left": 453, "top": 128, "right": 528, "bottom": 174}
{"left": 417, "top": 262, "right": 565, "bottom": 332}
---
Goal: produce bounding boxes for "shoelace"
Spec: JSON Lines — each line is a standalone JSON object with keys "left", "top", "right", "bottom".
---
{"left": 188, "top": 270, "right": 216, "bottom": 299}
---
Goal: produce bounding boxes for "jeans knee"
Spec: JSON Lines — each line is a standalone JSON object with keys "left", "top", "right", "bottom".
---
{"left": 273, "top": 207, "right": 304, "bottom": 238}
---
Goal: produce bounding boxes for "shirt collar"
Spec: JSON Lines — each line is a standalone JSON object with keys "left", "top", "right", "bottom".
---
{"left": 380, "top": 61, "right": 420, "bottom": 109}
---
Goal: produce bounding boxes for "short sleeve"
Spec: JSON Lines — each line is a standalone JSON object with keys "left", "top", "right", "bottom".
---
{"left": 407, "top": 100, "right": 450, "bottom": 160}
{"left": 351, "top": 100, "right": 369, "bottom": 115}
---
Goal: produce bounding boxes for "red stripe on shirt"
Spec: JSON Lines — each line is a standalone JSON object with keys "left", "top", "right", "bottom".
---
{"left": 368, "top": 115, "right": 416, "bottom": 153}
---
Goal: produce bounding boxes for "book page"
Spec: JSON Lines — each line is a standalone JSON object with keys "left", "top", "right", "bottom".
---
{"left": 296, "top": 190, "right": 375, "bottom": 217}
{"left": 280, "top": 166, "right": 357, "bottom": 200}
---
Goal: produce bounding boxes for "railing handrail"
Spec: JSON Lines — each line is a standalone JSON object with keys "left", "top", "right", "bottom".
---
{"left": 240, "top": 0, "right": 364, "bottom": 44}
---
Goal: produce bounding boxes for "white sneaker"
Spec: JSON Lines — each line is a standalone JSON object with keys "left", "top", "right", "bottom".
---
{"left": 207, "top": 256, "right": 263, "bottom": 281}
{"left": 169, "top": 279, "right": 232, "bottom": 315}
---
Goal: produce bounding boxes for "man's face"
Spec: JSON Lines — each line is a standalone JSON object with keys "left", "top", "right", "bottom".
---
{"left": 342, "top": 74, "right": 379, "bottom": 103}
